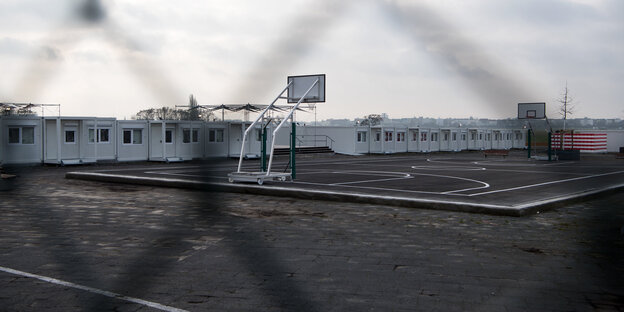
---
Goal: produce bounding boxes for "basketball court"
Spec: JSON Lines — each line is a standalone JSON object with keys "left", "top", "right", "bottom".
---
{"left": 67, "top": 151, "right": 624, "bottom": 216}
{"left": 66, "top": 80, "right": 624, "bottom": 216}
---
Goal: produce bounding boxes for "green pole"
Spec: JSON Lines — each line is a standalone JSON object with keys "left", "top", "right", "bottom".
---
{"left": 291, "top": 122, "right": 296, "bottom": 180}
{"left": 261, "top": 127, "right": 267, "bottom": 172}
{"left": 548, "top": 132, "right": 552, "bottom": 161}
{"left": 527, "top": 130, "right": 531, "bottom": 159}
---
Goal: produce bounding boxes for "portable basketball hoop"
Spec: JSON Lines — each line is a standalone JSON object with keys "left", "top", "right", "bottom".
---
{"left": 517, "top": 102, "right": 554, "bottom": 161}
{"left": 228, "top": 74, "right": 326, "bottom": 184}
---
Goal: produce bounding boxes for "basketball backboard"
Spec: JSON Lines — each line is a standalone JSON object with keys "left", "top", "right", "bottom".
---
{"left": 287, "top": 74, "right": 325, "bottom": 103}
{"left": 518, "top": 102, "right": 546, "bottom": 119}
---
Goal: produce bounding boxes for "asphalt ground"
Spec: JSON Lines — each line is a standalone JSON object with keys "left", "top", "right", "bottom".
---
{"left": 0, "top": 163, "right": 623, "bottom": 311}
{"left": 65, "top": 151, "right": 624, "bottom": 215}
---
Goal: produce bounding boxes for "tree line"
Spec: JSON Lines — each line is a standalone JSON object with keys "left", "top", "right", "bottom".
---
{"left": 132, "top": 94, "right": 214, "bottom": 121}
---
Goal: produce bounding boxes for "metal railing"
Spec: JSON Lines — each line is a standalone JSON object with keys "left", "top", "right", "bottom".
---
{"left": 295, "top": 135, "right": 334, "bottom": 149}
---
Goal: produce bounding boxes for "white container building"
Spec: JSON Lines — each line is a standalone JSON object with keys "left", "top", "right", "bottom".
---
{"left": 205, "top": 122, "right": 229, "bottom": 157}
{"left": 354, "top": 126, "right": 370, "bottom": 155}
{"left": 367, "top": 125, "right": 409, "bottom": 154}
{"left": 0, "top": 116, "right": 43, "bottom": 165}
{"left": 227, "top": 122, "right": 269, "bottom": 158}
{"left": 148, "top": 120, "right": 205, "bottom": 161}
{"left": 42, "top": 117, "right": 116, "bottom": 165}
{"left": 116, "top": 120, "right": 149, "bottom": 162}
{"left": 512, "top": 130, "right": 526, "bottom": 149}
{"left": 292, "top": 126, "right": 353, "bottom": 155}
{"left": 429, "top": 128, "right": 441, "bottom": 152}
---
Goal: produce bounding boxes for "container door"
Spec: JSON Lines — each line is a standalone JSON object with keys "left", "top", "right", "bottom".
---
{"left": 150, "top": 123, "right": 163, "bottom": 158}
{"left": 165, "top": 128, "right": 176, "bottom": 157}
{"left": 229, "top": 124, "right": 243, "bottom": 156}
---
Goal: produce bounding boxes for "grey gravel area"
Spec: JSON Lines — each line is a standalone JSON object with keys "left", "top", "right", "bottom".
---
{"left": 0, "top": 165, "right": 622, "bottom": 311}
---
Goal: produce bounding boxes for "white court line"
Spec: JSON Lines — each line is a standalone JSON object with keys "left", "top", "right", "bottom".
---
{"left": 108, "top": 159, "right": 618, "bottom": 199}
{"left": 331, "top": 176, "right": 413, "bottom": 186}
{"left": 331, "top": 170, "right": 489, "bottom": 194}
{"left": 427, "top": 158, "right": 479, "bottom": 164}
{"left": 327, "top": 170, "right": 489, "bottom": 194}
{"left": 420, "top": 162, "right": 592, "bottom": 176}
{"left": 0, "top": 266, "right": 188, "bottom": 312}
{"left": 412, "top": 165, "right": 486, "bottom": 171}
{"left": 428, "top": 158, "right": 539, "bottom": 168}
{"left": 427, "top": 158, "right": 565, "bottom": 168}
{"left": 483, "top": 168, "right": 590, "bottom": 176}
{"left": 468, "top": 170, "right": 624, "bottom": 197}
{"left": 330, "top": 170, "right": 411, "bottom": 177}
{"left": 183, "top": 170, "right": 334, "bottom": 180}
{"left": 470, "top": 160, "right": 575, "bottom": 167}
{"left": 291, "top": 170, "right": 490, "bottom": 196}
{"left": 292, "top": 180, "right": 448, "bottom": 196}
{"left": 153, "top": 167, "right": 487, "bottom": 196}
{"left": 325, "top": 162, "right": 420, "bottom": 169}
{"left": 408, "top": 172, "right": 490, "bottom": 194}
{"left": 324, "top": 170, "right": 412, "bottom": 186}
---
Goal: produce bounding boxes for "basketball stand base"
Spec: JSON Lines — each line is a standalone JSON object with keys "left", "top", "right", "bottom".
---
{"left": 228, "top": 171, "right": 291, "bottom": 185}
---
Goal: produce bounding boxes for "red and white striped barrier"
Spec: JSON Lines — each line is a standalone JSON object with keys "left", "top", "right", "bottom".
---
{"left": 552, "top": 132, "right": 607, "bottom": 153}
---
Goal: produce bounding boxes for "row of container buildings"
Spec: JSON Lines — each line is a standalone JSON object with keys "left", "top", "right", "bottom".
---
{"left": 2, "top": 115, "right": 618, "bottom": 165}
{"left": 286, "top": 126, "right": 527, "bottom": 155}
{"left": 0, "top": 115, "right": 531, "bottom": 165}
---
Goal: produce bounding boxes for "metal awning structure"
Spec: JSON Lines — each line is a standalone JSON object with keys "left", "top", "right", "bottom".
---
{"left": 1, "top": 102, "right": 60, "bottom": 116}
{"left": 176, "top": 103, "right": 312, "bottom": 121}
{"left": 200, "top": 103, "right": 311, "bottom": 112}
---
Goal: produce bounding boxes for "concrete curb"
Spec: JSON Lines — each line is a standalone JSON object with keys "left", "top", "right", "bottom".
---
{"left": 65, "top": 172, "right": 624, "bottom": 217}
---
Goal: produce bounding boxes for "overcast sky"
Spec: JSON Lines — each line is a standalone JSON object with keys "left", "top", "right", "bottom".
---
{"left": 0, "top": 0, "right": 622, "bottom": 121}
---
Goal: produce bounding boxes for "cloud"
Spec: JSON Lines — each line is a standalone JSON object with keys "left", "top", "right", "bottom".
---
{"left": 230, "top": 0, "right": 353, "bottom": 102}
{"left": 0, "top": 0, "right": 73, "bottom": 33}
{"left": 38, "top": 45, "right": 63, "bottom": 61}
{"left": 378, "top": 1, "right": 538, "bottom": 115}
{"left": 1, "top": 0, "right": 622, "bottom": 119}
{"left": 0, "top": 37, "right": 31, "bottom": 56}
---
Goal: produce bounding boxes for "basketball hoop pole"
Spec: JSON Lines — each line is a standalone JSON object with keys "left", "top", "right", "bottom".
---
{"left": 527, "top": 126, "right": 532, "bottom": 159}
{"left": 236, "top": 81, "right": 292, "bottom": 173}
{"left": 266, "top": 78, "right": 319, "bottom": 176}
{"left": 518, "top": 102, "right": 548, "bottom": 160}
{"left": 544, "top": 116, "right": 554, "bottom": 161}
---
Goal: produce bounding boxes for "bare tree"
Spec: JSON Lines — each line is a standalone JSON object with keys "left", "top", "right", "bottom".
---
{"left": 133, "top": 105, "right": 220, "bottom": 121}
{"left": 199, "top": 110, "right": 215, "bottom": 121}
{"left": 558, "top": 82, "right": 576, "bottom": 130}
{"left": 188, "top": 94, "right": 200, "bottom": 121}
{"left": 359, "top": 114, "right": 384, "bottom": 126}
{"left": 134, "top": 106, "right": 191, "bottom": 120}
{"left": 134, "top": 108, "right": 155, "bottom": 120}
